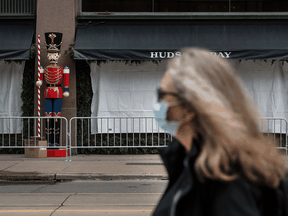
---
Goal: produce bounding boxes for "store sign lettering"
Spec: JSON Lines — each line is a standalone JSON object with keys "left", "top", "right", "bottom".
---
{"left": 150, "top": 51, "right": 232, "bottom": 59}
{"left": 150, "top": 52, "right": 181, "bottom": 59}
{"left": 210, "top": 52, "right": 232, "bottom": 58}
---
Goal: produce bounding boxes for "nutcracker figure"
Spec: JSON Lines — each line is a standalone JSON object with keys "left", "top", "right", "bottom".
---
{"left": 36, "top": 32, "right": 69, "bottom": 147}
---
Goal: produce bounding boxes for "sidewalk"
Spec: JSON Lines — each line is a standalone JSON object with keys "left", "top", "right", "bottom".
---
{"left": 0, "top": 154, "right": 168, "bottom": 181}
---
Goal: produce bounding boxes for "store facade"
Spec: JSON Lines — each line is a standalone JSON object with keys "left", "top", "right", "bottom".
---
{"left": 0, "top": 1, "right": 35, "bottom": 133}
{"left": 74, "top": 12, "right": 288, "bottom": 134}
{"left": 1, "top": 0, "right": 288, "bottom": 135}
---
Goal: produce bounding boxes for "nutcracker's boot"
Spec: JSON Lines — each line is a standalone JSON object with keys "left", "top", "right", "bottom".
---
{"left": 46, "top": 118, "right": 55, "bottom": 146}
{"left": 53, "top": 118, "right": 60, "bottom": 147}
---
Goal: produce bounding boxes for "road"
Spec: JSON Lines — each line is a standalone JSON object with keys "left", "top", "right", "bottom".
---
{"left": 0, "top": 180, "right": 168, "bottom": 216}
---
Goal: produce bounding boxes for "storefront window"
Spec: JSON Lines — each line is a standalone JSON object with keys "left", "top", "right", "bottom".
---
{"left": 231, "top": 0, "right": 288, "bottom": 12}
{"left": 82, "top": 0, "right": 152, "bottom": 12}
{"left": 154, "top": 0, "right": 229, "bottom": 12}
{"left": 81, "top": 0, "right": 288, "bottom": 12}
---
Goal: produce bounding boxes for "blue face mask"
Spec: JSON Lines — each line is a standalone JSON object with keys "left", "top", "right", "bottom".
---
{"left": 153, "top": 100, "right": 179, "bottom": 136}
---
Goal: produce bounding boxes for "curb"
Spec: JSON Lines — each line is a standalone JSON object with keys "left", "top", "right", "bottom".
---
{"left": 0, "top": 174, "right": 169, "bottom": 182}
{"left": 0, "top": 174, "right": 55, "bottom": 181}
{"left": 56, "top": 174, "right": 169, "bottom": 181}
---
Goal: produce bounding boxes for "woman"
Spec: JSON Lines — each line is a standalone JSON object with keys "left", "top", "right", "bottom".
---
{"left": 153, "top": 47, "right": 287, "bottom": 216}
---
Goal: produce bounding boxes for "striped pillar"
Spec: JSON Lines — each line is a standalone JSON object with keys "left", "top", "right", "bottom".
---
{"left": 37, "top": 35, "right": 41, "bottom": 137}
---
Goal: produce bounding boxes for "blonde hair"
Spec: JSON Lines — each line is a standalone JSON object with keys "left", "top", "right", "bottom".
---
{"left": 168, "top": 47, "right": 286, "bottom": 188}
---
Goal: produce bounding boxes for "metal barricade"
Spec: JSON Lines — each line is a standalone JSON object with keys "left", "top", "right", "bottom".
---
{"left": 260, "top": 118, "right": 288, "bottom": 155}
{"left": 68, "top": 117, "right": 288, "bottom": 161}
{"left": 0, "top": 116, "right": 69, "bottom": 161}
{"left": 69, "top": 117, "right": 173, "bottom": 161}
{"left": 1, "top": 116, "right": 287, "bottom": 162}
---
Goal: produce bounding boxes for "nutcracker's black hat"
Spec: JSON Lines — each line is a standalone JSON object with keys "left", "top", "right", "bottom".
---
{"left": 45, "top": 32, "right": 63, "bottom": 53}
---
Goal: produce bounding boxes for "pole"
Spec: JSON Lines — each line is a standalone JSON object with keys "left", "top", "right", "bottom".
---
{"left": 37, "top": 35, "right": 41, "bottom": 137}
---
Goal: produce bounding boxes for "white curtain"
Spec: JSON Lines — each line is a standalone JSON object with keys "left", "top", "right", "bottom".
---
{"left": 90, "top": 60, "right": 288, "bottom": 134}
{"left": 230, "top": 60, "right": 288, "bottom": 133}
{"left": 0, "top": 60, "right": 25, "bottom": 133}
{"left": 90, "top": 61, "right": 167, "bottom": 134}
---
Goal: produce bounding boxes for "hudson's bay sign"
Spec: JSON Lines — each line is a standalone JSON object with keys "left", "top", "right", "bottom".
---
{"left": 74, "top": 48, "right": 288, "bottom": 60}
{"left": 150, "top": 51, "right": 232, "bottom": 59}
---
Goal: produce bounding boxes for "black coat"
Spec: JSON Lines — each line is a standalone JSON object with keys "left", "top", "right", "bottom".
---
{"left": 153, "top": 137, "right": 288, "bottom": 216}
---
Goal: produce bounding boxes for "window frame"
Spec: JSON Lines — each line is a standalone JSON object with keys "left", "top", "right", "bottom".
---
{"left": 78, "top": 0, "right": 288, "bottom": 19}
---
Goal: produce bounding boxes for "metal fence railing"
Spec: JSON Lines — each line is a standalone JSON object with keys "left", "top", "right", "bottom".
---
{"left": 0, "top": 0, "right": 36, "bottom": 14}
{"left": 260, "top": 118, "right": 288, "bottom": 155}
{"left": 0, "top": 116, "right": 287, "bottom": 162}
{"left": 0, "top": 116, "right": 69, "bottom": 161}
{"left": 68, "top": 117, "right": 288, "bottom": 161}
{"left": 68, "top": 117, "right": 173, "bottom": 161}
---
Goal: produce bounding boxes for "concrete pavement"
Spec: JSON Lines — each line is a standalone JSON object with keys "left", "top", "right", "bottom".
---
{"left": 0, "top": 154, "right": 168, "bottom": 181}
{"left": 0, "top": 193, "right": 162, "bottom": 216}
{"left": 1, "top": 153, "right": 286, "bottom": 182}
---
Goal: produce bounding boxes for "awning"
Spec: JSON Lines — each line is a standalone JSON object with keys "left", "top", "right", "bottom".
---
{"left": 0, "top": 24, "right": 35, "bottom": 60}
{"left": 74, "top": 22, "right": 288, "bottom": 60}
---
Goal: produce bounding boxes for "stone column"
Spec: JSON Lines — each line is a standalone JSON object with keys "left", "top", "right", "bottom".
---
{"left": 34, "top": 0, "right": 77, "bottom": 154}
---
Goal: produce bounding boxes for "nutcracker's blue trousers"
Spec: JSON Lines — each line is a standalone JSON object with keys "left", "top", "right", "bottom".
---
{"left": 45, "top": 98, "right": 62, "bottom": 116}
